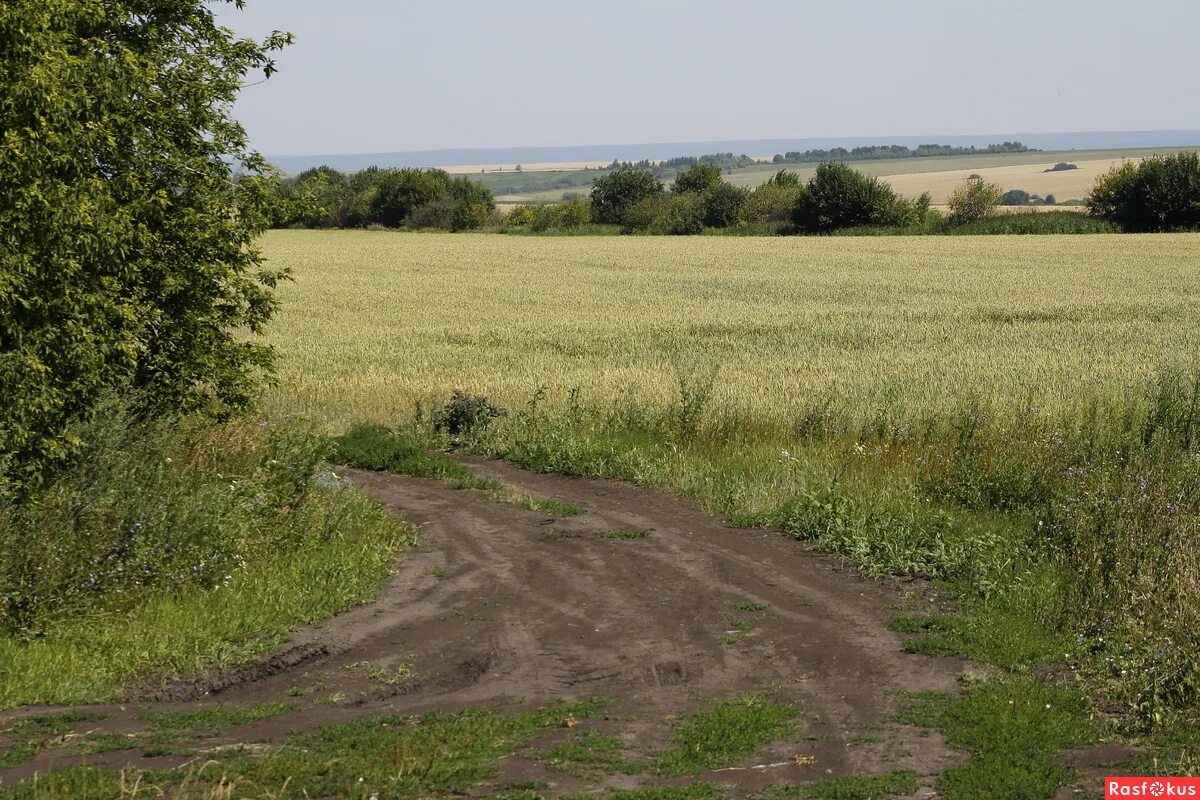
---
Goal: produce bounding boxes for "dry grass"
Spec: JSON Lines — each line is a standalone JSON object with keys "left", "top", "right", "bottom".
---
{"left": 883, "top": 158, "right": 1133, "bottom": 203}
{"left": 260, "top": 230, "right": 1200, "bottom": 432}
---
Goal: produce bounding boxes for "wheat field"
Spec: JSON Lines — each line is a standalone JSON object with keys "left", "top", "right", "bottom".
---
{"left": 262, "top": 230, "right": 1200, "bottom": 431}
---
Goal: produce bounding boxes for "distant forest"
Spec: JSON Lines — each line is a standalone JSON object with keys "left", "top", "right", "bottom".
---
{"left": 479, "top": 142, "right": 1035, "bottom": 196}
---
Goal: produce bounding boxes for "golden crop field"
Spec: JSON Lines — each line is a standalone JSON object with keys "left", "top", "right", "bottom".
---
{"left": 263, "top": 230, "right": 1200, "bottom": 431}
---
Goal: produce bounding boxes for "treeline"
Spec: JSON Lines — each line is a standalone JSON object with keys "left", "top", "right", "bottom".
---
{"left": 771, "top": 141, "right": 1032, "bottom": 164}
{"left": 268, "top": 166, "right": 496, "bottom": 230}
{"left": 502, "top": 152, "right": 1200, "bottom": 236}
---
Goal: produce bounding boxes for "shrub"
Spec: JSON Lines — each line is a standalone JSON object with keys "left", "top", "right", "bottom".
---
{"left": 433, "top": 391, "right": 507, "bottom": 438}
{"left": 792, "top": 162, "right": 915, "bottom": 232}
{"left": 742, "top": 183, "right": 803, "bottom": 223}
{"left": 948, "top": 178, "right": 1002, "bottom": 224}
{"left": 672, "top": 164, "right": 723, "bottom": 195}
{"left": 590, "top": 167, "right": 663, "bottom": 225}
{"left": 0, "top": 1, "right": 292, "bottom": 494}
{"left": 703, "top": 183, "right": 749, "bottom": 228}
{"left": 1045, "top": 162, "right": 1078, "bottom": 172}
{"left": 506, "top": 205, "right": 534, "bottom": 227}
{"left": 660, "top": 193, "right": 707, "bottom": 235}
{"left": 527, "top": 199, "right": 591, "bottom": 232}
{"left": 0, "top": 408, "right": 339, "bottom": 635}
{"left": 555, "top": 197, "right": 592, "bottom": 229}
{"left": 623, "top": 195, "right": 670, "bottom": 232}
{"left": 947, "top": 210, "right": 1116, "bottom": 235}
{"left": 763, "top": 169, "right": 803, "bottom": 189}
{"left": 1087, "top": 153, "right": 1200, "bottom": 232}
{"left": 1001, "top": 189, "right": 1032, "bottom": 206}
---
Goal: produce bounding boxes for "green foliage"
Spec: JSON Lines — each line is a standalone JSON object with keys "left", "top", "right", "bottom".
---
{"left": 591, "top": 167, "right": 664, "bottom": 225}
{"left": 757, "top": 771, "right": 919, "bottom": 800}
{"left": 434, "top": 390, "right": 508, "bottom": 438}
{"left": 743, "top": 182, "right": 804, "bottom": 223}
{"left": 703, "top": 183, "right": 750, "bottom": 228}
{"left": 0, "top": 407, "right": 344, "bottom": 636}
{"left": 673, "top": 164, "right": 725, "bottom": 195}
{"left": 792, "top": 163, "right": 919, "bottom": 232}
{"left": 331, "top": 425, "right": 475, "bottom": 480}
{"left": 0, "top": 410, "right": 411, "bottom": 706}
{"left": 532, "top": 730, "right": 645, "bottom": 775}
{"left": 0, "top": 0, "right": 292, "bottom": 491}
{"left": 528, "top": 198, "right": 592, "bottom": 232}
{"left": 1087, "top": 153, "right": 1200, "bottom": 232}
{"left": 948, "top": 179, "right": 1002, "bottom": 224}
{"left": 896, "top": 679, "right": 1096, "bottom": 800}
{"left": 1000, "top": 189, "right": 1032, "bottom": 205}
{"left": 506, "top": 204, "right": 535, "bottom": 227}
{"left": 654, "top": 695, "right": 798, "bottom": 776}
{"left": 140, "top": 703, "right": 296, "bottom": 735}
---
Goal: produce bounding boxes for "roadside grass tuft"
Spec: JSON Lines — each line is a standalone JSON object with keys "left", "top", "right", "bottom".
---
{"left": 603, "top": 529, "right": 649, "bottom": 539}
{"left": 516, "top": 497, "right": 583, "bottom": 516}
{"left": 755, "top": 770, "right": 919, "bottom": 799}
{"left": 895, "top": 677, "right": 1098, "bottom": 800}
{"left": 140, "top": 702, "right": 296, "bottom": 736}
{"left": 532, "top": 730, "right": 645, "bottom": 775}
{"left": 0, "top": 700, "right": 615, "bottom": 799}
{"left": 654, "top": 695, "right": 798, "bottom": 776}
{"left": 332, "top": 424, "right": 475, "bottom": 481}
{"left": 0, "top": 713, "right": 108, "bottom": 769}
{"left": 0, "top": 415, "right": 414, "bottom": 710}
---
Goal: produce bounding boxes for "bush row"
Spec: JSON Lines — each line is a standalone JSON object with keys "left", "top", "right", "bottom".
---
{"left": 268, "top": 166, "right": 497, "bottom": 231}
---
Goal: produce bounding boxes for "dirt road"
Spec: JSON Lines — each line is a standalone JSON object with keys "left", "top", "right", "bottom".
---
{"left": 0, "top": 457, "right": 972, "bottom": 795}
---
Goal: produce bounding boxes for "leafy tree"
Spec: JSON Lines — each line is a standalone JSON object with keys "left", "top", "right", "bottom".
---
{"left": 0, "top": 0, "right": 291, "bottom": 492}
{"left": 743, "top": 183, "right": 804, "bottom": 223}
{"left": 590, "top": 167, "right": 663, "bottom": 225}
{"left": 948, "top": 178, "right": 1002, "bottom": 224}
{"left": 506, "top": 205, "right": 534, "bottom": 227}
{"left": 370, "top": 169, "right": 450, "bottom": 228}
{"left": 655, "top": 194, "right": 706, "bottom": 235}
{"left": 792, "top": 162, "right": 914, "bottom": 232}
{"left": 764, "top": 169, "right": 803, "bottom": 189}
{"left": 672, "top": 164, "right": 723, "bottom": 195}
{"left": 1087, "top": 154, "right": 1200, "bottom": 232}
{"left": 1001, "top": 189, "right": 1032, "bottom": 206}
{"left": 703, "top": 183, "right": 749, "bottom": 228}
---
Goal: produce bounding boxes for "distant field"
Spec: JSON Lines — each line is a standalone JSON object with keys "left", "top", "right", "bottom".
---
{"left": 262, "top": 230, "right": 1200, "bottom": 429}
{"left": 494, "top": 146, "right": 1200, "bottom": 205}
{"left": 443, "top": 160, "right": 611, "bottom": 175}
{"left": 886, "top": 159, "right": 1121, "bottom": 204}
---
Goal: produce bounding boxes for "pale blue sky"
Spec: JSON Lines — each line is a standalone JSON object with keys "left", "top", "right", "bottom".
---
{"left": 218, "top": 0, "right": 1200, "bottom": 157}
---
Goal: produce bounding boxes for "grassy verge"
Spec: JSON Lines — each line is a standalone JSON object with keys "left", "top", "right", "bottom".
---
{"left": 0, "top": 411, "right": 414, "bottom": 708}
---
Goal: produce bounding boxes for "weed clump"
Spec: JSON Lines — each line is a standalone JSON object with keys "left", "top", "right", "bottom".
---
{"left": 434, "top": 391, "right": 508, "bottom": 439}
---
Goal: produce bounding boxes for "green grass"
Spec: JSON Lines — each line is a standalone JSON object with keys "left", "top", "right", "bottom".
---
{"left": 654, "top": 695, "right": 799, "bottom": 776}
{"left": 0, "top": 699, "right": 613, "bottom": 799}
{"left": 755, "top": 770, "right": 920, "bottom": 799}
{"left": 516, "top": 497, "right": 583, "bottom": 516}
{"left": 0, "top": 414, "right": 414, "bottom": 710}
{"left": 603, "top": 529, "right": 649, "bottom": 539}
{"left": 734, "top": 602, "right": 768, "bottom": 612}
{"left": 140, "top": 702, "right": 296, "bottom": 735}
{"left": 0, "top": 713, "right": 108, "bottom": 769}
{"left": 532, "top": 730, "right": 645, "bottom": 775}
{"left": 895, "top": 678, "right": 1098, "bottom": 800}
{"left": 332, "top": 424, "right": 477, "bottom": 480}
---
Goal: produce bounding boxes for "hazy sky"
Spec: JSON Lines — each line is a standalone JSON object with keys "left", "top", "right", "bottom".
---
{"left": 218, "top": 0, "right": 1200, "bottom": 156}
